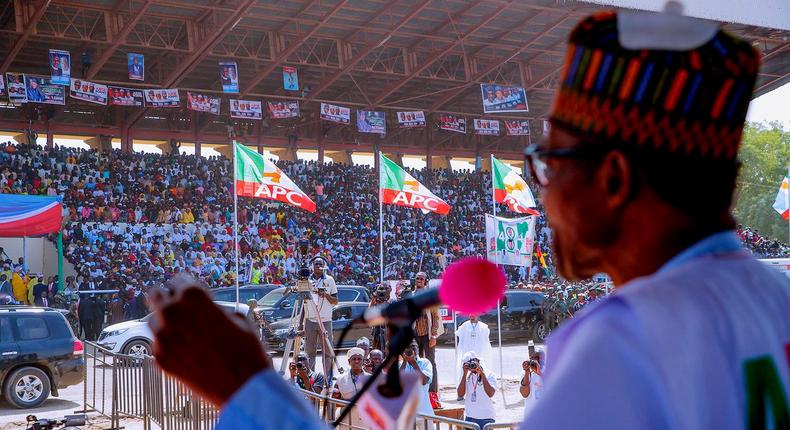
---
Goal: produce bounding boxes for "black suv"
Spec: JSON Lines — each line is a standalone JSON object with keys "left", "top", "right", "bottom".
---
{"left": 257, "top": 286, "right": 371, "bottom": 322}
{"left": 266, "top": 302, "right": 371, "bottom": 352}
{"left": 0, "top": 307, "right": 84, "bottom": 408}
{"left": 443, "top": 290, "right": 547, "bottom": 343}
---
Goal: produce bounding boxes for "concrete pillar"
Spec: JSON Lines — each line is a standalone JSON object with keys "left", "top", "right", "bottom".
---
{"left": 383, "top": 153, "right": 403, "bottom": 166}
{"left": 271, "top": 148, "right": 297, "bottom": 162}
{"left": 195, "top": 140, "right": 202, "bottom": 157}
{"left": 46, "top": 130, "right": 53, "bottom": 150}
{"left": 85, "top": 137, "right": 101, "bottom": 151}
{"left": 327, "top": 150, "right": 351, "bottom": 165}
{"left": 479, "top": 156, "right": 491, "bottom": 172}
{"left": 431, "top": 156, "right": 450, "bottom": 170}
{"left": 121, "top": 128, "right": 132, "bottom": 154}
{"left": 215, "top": 144, "right": 234, "bottom": 160}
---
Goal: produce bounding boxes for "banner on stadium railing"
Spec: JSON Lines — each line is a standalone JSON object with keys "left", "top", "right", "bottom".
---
{"left": 144, "top": 89, "right": 180, "bottom": 107}
{"left": 438, "top": 114, "right": 466, "bottom": 134}
{"left": 49, "top": 49, "right": 71, "bottom": 86}
{"left": 267, "top": 100, "right": 300, "bottom": 119}
{"left": 485, "top": 214, "right": 536, "bottom": 267}
{"left": 108, "top": 86, "right": 144, "bottom": 106}
{"left": 480, "top": 84, "right": 528, "bottom": 113}
{"left": 357, "top": 110, "right": 386, "bottom": 134}
{"left": 219, "top": 62, "right": 239, "bottom": 93}
{"left": 230, "top": 99, "right": 262, "bottom": 119}
{"left": 505, "top": 120, "right": 530, "bottom": 136}
{"left": 24, "top": 75, "right": 65, "bottom": 105}
{"left": 320, "top": 102, "right": 350, "bottom": 124}
{"left": 69, "top": 79, "right": 107, "bottom": 105}
{"left": 396, "top": 111, "right": 426, "bottom": 128}
{"left": 283, "top": 66, "right": 299, "bottom": 91}
{"left": 187, "top": 92, "right": 220, "bottom": 115}
{"left": 474, "top": 119, "right": 500, "bottom": 136}
{"left": 128, "top": 53, "right": 144, "bottom": 81}
{"left": 6, "top": 73, "right": 26, "bottom": 103}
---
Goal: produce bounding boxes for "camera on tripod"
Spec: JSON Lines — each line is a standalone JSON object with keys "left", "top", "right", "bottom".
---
{"left": 374, "top": 286, "right": 389, "bottom": 302}
{"left": 295, "top": 239, "right": 312, "bottom": 294}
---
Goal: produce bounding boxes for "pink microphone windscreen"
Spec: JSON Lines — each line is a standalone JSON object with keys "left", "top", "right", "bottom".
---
{"left": 439, "top": 257, "right": 506, "bottom": 315}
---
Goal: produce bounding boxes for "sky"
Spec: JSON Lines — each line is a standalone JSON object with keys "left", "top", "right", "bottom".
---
{"left": 9, "top": 83, "right": 789, "bottom": 171}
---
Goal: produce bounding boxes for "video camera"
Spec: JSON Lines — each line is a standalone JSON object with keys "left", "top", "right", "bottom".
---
{"left": 374, "top": 286, "right": 389, "bottom": 302}
{"left": 295, "top": 239, "right": 312, "bottom": 294}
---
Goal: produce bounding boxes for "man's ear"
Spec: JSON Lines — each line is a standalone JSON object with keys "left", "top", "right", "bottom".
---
{"left": 599, "top": 150, "right": 632, "bottom": 209}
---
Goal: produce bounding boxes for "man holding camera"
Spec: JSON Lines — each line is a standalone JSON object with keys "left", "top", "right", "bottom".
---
{"left": 400, "top": 340, "right": 434, "bottom": 418}
{"left": 520, "top": 357, "right": 543, "bottom": 418}
{"left": 412, "top": 272, "right": 441, "bottom": 395}
{"left": 457, "top": 352, "right": 497, "bottom": 428}
{"left": 303, "top": 257, "right": 338, "bottom": 372}
{"left": 289, "top": 352, "right": 326, "bottom": 394}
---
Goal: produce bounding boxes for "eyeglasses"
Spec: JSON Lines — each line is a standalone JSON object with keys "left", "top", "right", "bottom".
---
{"left": 524, "top": 143, "right": 612, "bottom": 187}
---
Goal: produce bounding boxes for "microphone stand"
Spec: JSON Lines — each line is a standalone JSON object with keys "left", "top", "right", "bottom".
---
{"left": 333, "top": 323, "right": 415, "bottom": 426}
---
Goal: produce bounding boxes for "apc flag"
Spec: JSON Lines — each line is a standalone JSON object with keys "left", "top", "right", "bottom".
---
{"left": 380, "top": 154, "right": 450, "bottom": 215}
{"left": 773, "top": 177, "right": 789, "bottom": 220}
{"left": 485, "top": 214, "right": 536, "bottom": 267}
{"left": 234, "top": 143, "right": 316, "bottom": 212}
{"left": 492, "top": 156, "right": 539, "bottom": 216}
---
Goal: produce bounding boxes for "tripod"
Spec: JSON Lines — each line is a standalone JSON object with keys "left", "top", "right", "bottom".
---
{"left": 278, "top": 288, "right": 341, "bottom": 392}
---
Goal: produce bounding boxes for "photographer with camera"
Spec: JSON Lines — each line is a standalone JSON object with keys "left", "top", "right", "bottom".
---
{"left": 288, "top": 352, "right": 326, "bottom": 394}
{"left": 457, "top": 351, "right": 497, "bottom": 428}
{"left": 520, "top": 355, "right": 543, "bottom": 418}
{"left": 303, "top": 256, "right": 338, "bottom": 371}
{"left": 400, "top": 339, "right": 434, "bottom": 418}
{"left": 369, "top": 283, "right": 392, "bottom": 350}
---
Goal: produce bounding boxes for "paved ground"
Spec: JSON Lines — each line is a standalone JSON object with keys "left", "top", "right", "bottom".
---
{"left": 0, "top": 344, "right": 540, "bottom": 429}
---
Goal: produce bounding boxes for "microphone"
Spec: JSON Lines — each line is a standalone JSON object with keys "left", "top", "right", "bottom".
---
{"left": 361, "top": 257, "right": 506, "bottom": 327}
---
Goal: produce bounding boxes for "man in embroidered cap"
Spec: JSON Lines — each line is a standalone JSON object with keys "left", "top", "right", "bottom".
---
{"left": 521, "top": 3, "right": 790, "bottom": 430}
{"left": 145, "top": 5, "right": 789, "bottom": 430}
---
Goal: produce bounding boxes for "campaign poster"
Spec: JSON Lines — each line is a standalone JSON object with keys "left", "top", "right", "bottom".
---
{"left": 283, "top": 66, "right": 299, "bottom": 91}
{"left": 24, "top": 75, "right": 65, "bottom": 105}
{"left": 357, "top": 110, "right": 386, "bottom": 134}
{"left": 144, "top": 88, "right": 180, "bottom": 107}
{"left": 69, "top": 79, "right": 108, "bottom": 105}
{"left": 485, "top": 214, "right": 536, "bottom": 267}
{"left": 49, "top": 49, "right": 71, "bottom": 86}
{"left": 108, "top": 86, "right": 144, "bottom": 106}
{"left": 480, "top": 84, "right": 529, "bottom": 113}
{"left": 230, "top": 99, "right": 262, "bottom": 119}
{"left": 320, "top": 102, "right": 350, "bottom": 124}
{"left": 474, "top": 119, "right": 500, "bottom": 136}
{"left": 219, "top": 62, "right": 239, "bottom": 93}
{"left": 542, "top": 119, "right": 550, "bottom": 135}
{"left": 397, "top": 111, "right": 425, "bottom": 128}
{"left": 187, "top": 91, "right": 220, "bottom": 115}
{"left": 438, "top": 114, "right": 466, "bottom": 134}
{"left": 6, "top": 73, "right": 27, "bottom": 103}
{"left": 0, "top": 76, "right": 4, "bottom": 96}
{"left": 267, "top": 100, "right": 300, "bottom": 119}
{"left": 128, "top": 53, "right": 144, "bottom": 81}
{"left": 505, "top": 120, "right": 530, "bottom": 136}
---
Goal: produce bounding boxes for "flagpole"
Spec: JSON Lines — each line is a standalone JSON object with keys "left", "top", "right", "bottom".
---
{"left": 379, "top": 151, "right": 384, "bottom": 284}
{"left": 490, "top": 154, "right": 505, "bottom": 381}
{"left": 787, "top": 165, "right": 790, "bottom": 246}
{"left": 233, "top": 140, "right": 240, "bottom": 311}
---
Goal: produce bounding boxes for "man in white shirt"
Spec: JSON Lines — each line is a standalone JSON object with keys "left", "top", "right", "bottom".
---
{"left": 332, "top": 347, "right": 369, "bottom": 428}
{"left": 520, "top": 358, "right": 543, "bottom": 418}
{"left": 457, "top": 352, "right": 496, "bottom": 428}
{"left": 400, "top": 340, "right": 434, "bottom": 418}
{"left": 303, "top": 257, "right": 338, "bottom": 372}
{"left": 146, "top": 7, "right": 789, "bottom": 430}
{"left": 455, "top": 314, "right": 493, "bottom": 380}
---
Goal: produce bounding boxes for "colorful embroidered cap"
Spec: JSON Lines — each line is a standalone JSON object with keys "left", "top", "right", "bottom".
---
{"left": 549, "top": 8, "right": 760, "bottom": 161}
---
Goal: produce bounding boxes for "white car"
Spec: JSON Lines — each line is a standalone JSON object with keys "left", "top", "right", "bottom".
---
{"left": 97, "top": 301, "right": 250, "bottom": 357}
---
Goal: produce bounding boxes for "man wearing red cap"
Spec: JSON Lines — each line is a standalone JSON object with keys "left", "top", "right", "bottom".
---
{"left": 145, "top": 5, "right": 789, "bottom": 430}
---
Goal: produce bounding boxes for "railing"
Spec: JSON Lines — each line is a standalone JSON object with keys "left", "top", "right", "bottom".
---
{"left": 83, "top": 342, "right": 147, "bottom": 429}
{"left": 482, "top": 423, "right": 520, "bottom": 430}
{"left": 84, "top": 342, "right": 518, "bottom": 430}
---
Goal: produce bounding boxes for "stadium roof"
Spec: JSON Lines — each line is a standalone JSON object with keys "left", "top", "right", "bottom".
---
{"left": 0, "top": 0, "right": 788, "bottom": 160}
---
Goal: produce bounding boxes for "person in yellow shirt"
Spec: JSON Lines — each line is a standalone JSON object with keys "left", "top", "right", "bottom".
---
{"left": 11, "top": 268, "right": 29, "bottom": 304}
{"left": 183, "top": 208, "right": 195, "bottom": 224}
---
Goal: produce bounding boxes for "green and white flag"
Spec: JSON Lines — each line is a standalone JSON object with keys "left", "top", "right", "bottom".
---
{"left": 485, "top": 214, "right": 536, "bottom": 267}
{"left": 380, "top": 153, "right": 451, "bottom": 215}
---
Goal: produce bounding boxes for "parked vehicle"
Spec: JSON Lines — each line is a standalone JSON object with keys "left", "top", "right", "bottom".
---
{"left": 210, "top": 284, "right": 279, "bottom": 303}
{"left": 266, "top": 302, "right": 371, "bottom": 352}
{"left": 441, "top": 290, "right": 547, "bottom": 343}
{"left": 97, "top": 301, "right": 250, "bottom": 357}
{"left": 0, "top": 306, "right": 84, "bottom": 409}
{"left": 257, "top": 286, "right": 371, "bottom": 322}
